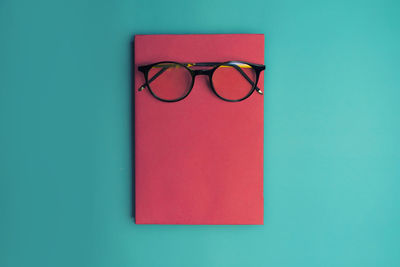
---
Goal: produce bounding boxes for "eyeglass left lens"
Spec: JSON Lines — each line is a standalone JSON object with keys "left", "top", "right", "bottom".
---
{"left": 147, "top": 63, "right": 192, "bottom": 101}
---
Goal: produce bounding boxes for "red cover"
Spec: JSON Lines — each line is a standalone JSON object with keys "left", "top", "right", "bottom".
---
{"left": 134, "top": 34, "right": 264, "bottom": 224}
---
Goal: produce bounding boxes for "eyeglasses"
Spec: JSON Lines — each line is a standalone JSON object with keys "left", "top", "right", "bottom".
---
{"left": 138, "top": 61, "right": 265, "bottom": 102}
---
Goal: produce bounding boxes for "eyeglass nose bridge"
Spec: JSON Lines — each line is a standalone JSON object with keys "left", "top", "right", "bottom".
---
{"left": 192, "top": 69, "right": 213, "bottom": 77}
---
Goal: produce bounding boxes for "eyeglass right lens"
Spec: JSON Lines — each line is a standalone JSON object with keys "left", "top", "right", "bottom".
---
{"left": 212, "top": 62, "right": 257, "bottom": 101}
{"left": 148, "top": 63, "right": 192, "bottom": 101}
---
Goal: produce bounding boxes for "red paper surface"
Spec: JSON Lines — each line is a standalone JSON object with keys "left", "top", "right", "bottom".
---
{"left": 134, "top": 34, "right": 264, "bottom": 224}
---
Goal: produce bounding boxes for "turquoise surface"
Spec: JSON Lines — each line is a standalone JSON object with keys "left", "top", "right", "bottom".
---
{"left": 1, "top": 0, "right": 399, "bottom": 266}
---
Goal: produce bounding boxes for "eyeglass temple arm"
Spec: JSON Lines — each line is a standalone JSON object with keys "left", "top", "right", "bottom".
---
{"left": 138, "top": 67, "right": 168, "bottom": 91}
{"left": 138, "top": 63, "right": 263, "bottom": 94}
{"left": 232, "top": 65, "right": 263, "bottom": 94}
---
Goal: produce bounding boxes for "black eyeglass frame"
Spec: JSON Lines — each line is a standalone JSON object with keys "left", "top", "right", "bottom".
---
{"left": 138, "top": 61, "right": 265, "bottom": 102}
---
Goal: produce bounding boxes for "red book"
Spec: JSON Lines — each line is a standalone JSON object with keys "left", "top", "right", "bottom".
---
{"left": 134, "top": 34, "right": 264, "bottom": 224}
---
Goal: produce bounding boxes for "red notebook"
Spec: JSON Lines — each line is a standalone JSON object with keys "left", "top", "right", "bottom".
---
{"left": 134, "top": 34, "right": 264, "bottom": 224}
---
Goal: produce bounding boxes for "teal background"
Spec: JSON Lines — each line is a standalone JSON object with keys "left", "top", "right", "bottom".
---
{"left": 1, "top": 0, "right": 399, "bottom": 266}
